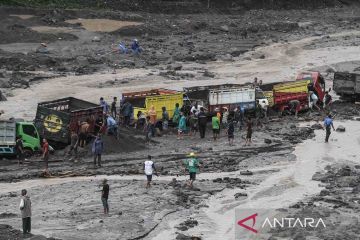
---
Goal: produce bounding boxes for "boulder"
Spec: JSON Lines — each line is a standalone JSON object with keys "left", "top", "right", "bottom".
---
{"left": 92, "top": 36, "right": 101, "bottom": 42}
{"left": 311, "top": 123, "right": 323, "bottom": 130}
{"left": 264, "top": 139, "right": 272, "bottom": 144}
{"left": 336, "top": 125, "right": 345, "bottom": 132}
{"left": 240, "top": 170, "right": 253, "bottom": 176}
{"left": 220, "top": 25, "right": 229, "bottom": 32}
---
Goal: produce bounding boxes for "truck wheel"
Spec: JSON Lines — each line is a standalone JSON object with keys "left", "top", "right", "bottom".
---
{"left": 23, "top": 149, "right": 33, "bottom": 158}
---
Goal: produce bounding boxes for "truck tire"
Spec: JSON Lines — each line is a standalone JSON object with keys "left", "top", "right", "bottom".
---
{"left": 23, "top": 148, "right": 33, "bottom": 158}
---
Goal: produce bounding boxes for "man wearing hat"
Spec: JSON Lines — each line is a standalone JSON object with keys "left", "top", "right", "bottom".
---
{"left": 184, "top": 153, "right": 200, "bottom": 188}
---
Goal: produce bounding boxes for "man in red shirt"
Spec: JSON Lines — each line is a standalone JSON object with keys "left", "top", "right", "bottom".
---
{"left": 42, "top": 139, "right": 49, "bottom": 172}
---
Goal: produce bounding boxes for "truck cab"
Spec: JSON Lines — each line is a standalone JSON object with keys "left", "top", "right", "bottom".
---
{"left": 296, "top": 72, "right": 326, "bottom": 104}
{"left": 0, "top": 121, "right": 41, "bottom": 157}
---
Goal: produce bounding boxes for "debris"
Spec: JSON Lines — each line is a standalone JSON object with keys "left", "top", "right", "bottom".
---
{"left": 336, "top": 125, "right": 345, "bottom": 132}
{"left": 264, "top": 138, "right": 272, "bottom": 144}
{"left": 240, "top": 170, "right": 253, "bottom": 176}
{"left": 234, "top": 192, "right": 248, "bottom": 199}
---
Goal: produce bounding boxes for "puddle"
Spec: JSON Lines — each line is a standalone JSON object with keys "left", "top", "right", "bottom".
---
{"left": 65, "top": 18, "right": 143, "bottom": 32}
{"left": 10, "top": 14, "right": 35, "bottom": 20}
{"left": 31, "top": 26, "right": 75, "bottom": 33}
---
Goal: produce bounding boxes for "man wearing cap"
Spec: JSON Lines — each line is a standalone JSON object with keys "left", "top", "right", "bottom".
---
{"left": 101, "top": 179, "right": 109, "bottom": 215}
{"left": 131, "top": 39, "right": 142, "bottom": 54}
{"left": 184, "top": 153, "right": 200, "bottom": 188}
{"left": 323, "top": 114, "right": 335, "bottom": 143}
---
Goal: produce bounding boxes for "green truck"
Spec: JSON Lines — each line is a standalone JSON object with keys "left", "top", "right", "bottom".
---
{"left": 0, "top": 120, "right": 41, "bottom": 157}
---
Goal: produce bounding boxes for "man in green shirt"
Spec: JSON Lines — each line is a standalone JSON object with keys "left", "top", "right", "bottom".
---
{"left": 184, "top": 152, "right": 200, "bottom": 188}
{"left": 212, "top": 114, "right": 220, "bottom": 141}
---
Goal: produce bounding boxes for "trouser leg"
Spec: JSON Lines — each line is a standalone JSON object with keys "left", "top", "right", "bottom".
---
{"left": 325, "top": 127, "right": 331, "bottom": 142}
{"left": 98, "top": 154, "right": 102, "bottom": 166}
{"left": 27, "top": 217, "right": 31, "bottom": 233}
{"left": 22, "top": 218, "right": 26, "bottom": 233}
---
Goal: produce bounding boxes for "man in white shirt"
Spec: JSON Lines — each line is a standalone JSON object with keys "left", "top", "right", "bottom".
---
{"left": 258, "top": 99, "right": 269, "bottom": 119}
{"left": 19, "top": 189, "right": 31, "bottom": 234}
{"left": 144, "top": 155, "right": 157, "bottom": 188}
{"left": 310, "top": 92, "right": 320, "bottom": 111}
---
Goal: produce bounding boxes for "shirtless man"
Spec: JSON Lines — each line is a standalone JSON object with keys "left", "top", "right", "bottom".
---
{"left": 79, "top": 120, "right": 90, "bottom": 148}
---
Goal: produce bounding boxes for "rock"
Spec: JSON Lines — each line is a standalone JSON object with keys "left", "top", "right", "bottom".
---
{"left": 240, "top": 170, "right": 253, "bottom": 176}
{"left": 203, "top": 70, "right": 215, "bottom": 78}
{"left": 167, "top": 63, "right": 183, "bottom": 71}
{"left": 259, "top": 54, "right": 265, "bottom": 59}
{"left": 337, "top": 166, "right": 351, "bottom": 176}
{"left": 319, "top": 189, "right": 330, "bottom": 196}
{"left": 290, "top": 124, "right": 296, "bottom": 129}
{"left": 92, "top": 36, "right": 101, "bottom": 42}
{"left": 234, "top": 192, "right": 248, "bottom": 199}
{"left": 220, "top": 25, "right": 229, "bottom": 32}
{"left": 336, "top": 125, "right": 345, "bottom": 132}
{"left": 311, "top": 123, "right": 323, "bottom": 129}
{"left": 264, "top": 139, "right": 272, "bottom": 144}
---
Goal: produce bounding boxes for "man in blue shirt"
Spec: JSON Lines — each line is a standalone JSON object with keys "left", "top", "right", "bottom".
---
{"left": 323, "top": 114, "right": 335, "bottom": 143}
{"left": 131, "top": 39, "right": 142, "bottom": 55}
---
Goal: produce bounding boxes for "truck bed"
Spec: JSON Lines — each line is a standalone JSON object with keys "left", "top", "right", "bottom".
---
{"left": 0, "top": 121, "right": 16, "bottom": 155}
{"left": 35, "top": 97, "right": 103, "bottom": 145}
{"left": 334, "top": 72, "right": 360, "bottom": 95}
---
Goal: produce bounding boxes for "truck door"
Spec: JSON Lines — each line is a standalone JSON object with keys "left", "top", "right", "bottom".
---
{"left": 18, "top": 123, "right": 41, "bottom": 152}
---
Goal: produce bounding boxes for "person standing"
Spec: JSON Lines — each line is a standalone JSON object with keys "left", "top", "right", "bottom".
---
{"left": 101, "top": 179, "right": 109, "bottom": 215}
{"left": 173, "top": 103, "right": 181, "bottom": 126}
{"left": 42, "top": 139, "right": 49, "bottom": 172}
{"left": 99, "top": 97, "right": 109, "bottom": 114}
{"left": 323, "top": 114, "right": 335, "bottom": 143}
{"left": 189, "top": 110, "right": 198, "bottom": 136}
{"left": 222, "top": 107, "right": 229, "bottom": 128}
{"left": 68, "top": 131, "right": 78, "bottom": 159}
{"left": 16, "top": 136, "right": 24, "bottom": 165}
{"left": 92, "top": 134, "right": 104, "bottom": 167}
{"left": 121, "top": 101, "right": 133, "bottom": 128}
{"left": 197, "top": 107, "right": 207, "bottom": 139}
{"left": 106, "top": 115, "right": 118, "bottom": 137}
{"left": 184, "top": 153, "right": 200, "bottom": 188}
{"left": 79, "top": 120, "right": 90, "bottom": 148}
{"left": 227, "top": 118, "right": 235, "bottom": 146}
{"left": 177, "top": 112, "right": 187, "bottom": 140}
{"left": 323, "top": 91, "right": 333, "bottom": 111}
{"left": 244, "top": 118, "right": 253, "bottom": 146}
{"left": 212, "top": 113, "right": 220, "bottom": 141}
{"left": 161, "top": 107, "right": 169, "bottom": 131}
{"left": 148, "top": 106, "right": 157, "bottom": 137}
{"left": 111, "top": 97, "right": 117, "bottom": 119}
{"left": 19, "top": 189, "right": 31, "bottom": 235}
{"left": 144, "top": 155, "right": 157, "bottom": 188}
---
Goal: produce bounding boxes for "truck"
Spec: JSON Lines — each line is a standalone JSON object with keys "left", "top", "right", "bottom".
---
{"left": 0, "top": 120, "right": 41, "bottom": 157}
{"left": 122, "top": 89, "right": 184, "bottom": 120}
{"left": 333, "top": 72, "right": 360, "bottom": 101}
{"left": 260, "top": 71, "right": 326, "bottom": 112}
{"left": 34, "top": 97, "right": 103, "bottom": 148}
{"left": 184, "top": 84, "right": 266, "bottom": 112}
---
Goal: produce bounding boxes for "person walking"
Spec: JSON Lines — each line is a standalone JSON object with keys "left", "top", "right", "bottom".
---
{"left": 42, "top": 139, "right": 49, "bottom": 172}
{"left": 189, "top": 110, "right": 198, "bottom": 136}
{"left": 101, "top": 179, "right": 109, "bottom": 215}
{"left": 184, "top": 153, "right": 200, "bottom": 188}
{"left": 173, "top": 103, "right": 181, "bottom": 126}
{"left": 177, "top": 112, "right": 187, "bottom": 140}
{"left": 16, "top": 136, "right": 25, "bottom": 165}
{"left": 106, "top": 115, "right": 118, "bottom": 137}
{"left": 212, "top": 113, "right": 220, "bottom": 141}
{"left": 323, "top": 114, "right": 335, "bottom": 143}
{"left": 323, "top": 91, "right": 333, "bottom": 111}
{"left": 144, "top": 155, "right": 157, "bottom": 188}
{"left": 92, "top": 134, "right": 104, "bottom": 167}
{"left": 197, "top": 107, "right": 207, "bottom": 139}
{"left": 19, "top": 189, "right": 31, "bottom": 235}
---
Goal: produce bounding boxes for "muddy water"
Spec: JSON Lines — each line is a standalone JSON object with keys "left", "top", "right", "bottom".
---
{"left": 151, "top": 120, "right": 360, "bottom": 239}
{"left": 2, "top": 30, "right": 360, "bottom": 120}
{"left": 65, "top": 19, "right": 143, "bottom": 32}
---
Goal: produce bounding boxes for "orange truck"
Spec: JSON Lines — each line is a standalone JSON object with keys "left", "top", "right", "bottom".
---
{"left": 260, "top": 72, "right": 326, "bottom": 112}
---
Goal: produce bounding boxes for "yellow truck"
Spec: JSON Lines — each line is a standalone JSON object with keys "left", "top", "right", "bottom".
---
{"left": 122, "top": 89, "right": 183, "bottom": 120}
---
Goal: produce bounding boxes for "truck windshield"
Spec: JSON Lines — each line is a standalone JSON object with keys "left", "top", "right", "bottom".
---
{"left": 23, "top": 125, "right": 38, "bottom": 138}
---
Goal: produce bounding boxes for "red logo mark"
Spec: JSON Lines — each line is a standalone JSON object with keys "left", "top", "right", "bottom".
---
{"left": 237, "top": 213, "right": 258, "bottom": 234}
